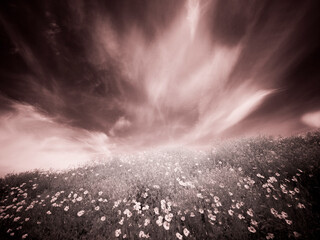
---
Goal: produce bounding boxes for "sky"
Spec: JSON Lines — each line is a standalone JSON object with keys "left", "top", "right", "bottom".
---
{"left": 0, "top": 0, "right": 320, "bottom": 175}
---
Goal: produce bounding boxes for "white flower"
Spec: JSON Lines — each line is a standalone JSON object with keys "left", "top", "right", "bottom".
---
{"left": 285, "top": 219, "right": 292, "bottom": 225}
{"left": 139, "top": 230, "right": 149, "bottom": 238}
{"left": 163, "top": 221, "right": 170, "bottom": 230}
{"left": 84, "top": 190, "right": 88, "bottom": 195}
{"left": 156, "top": 216, "right": 163, "bottom": 226}
{"left": 183, "top": 228, "right": 190, "bottom": 237}
{"left": 46, "top": 211, "right": 52, "bottom": 215}
{"left": 142, "top": 205, "right": 149, "bottom": 211}
{"left": 268, "top": 177, "right": 277, "bottom": 183}
{"left": 64, "top": 206, "right": 69, "bottom": 212}
{"left": 248, "top": 226, "right": 256, "bottom": 233}
{"left": 154, "top": 207, "right": 159, "bottom": 215}
{"left": 133, "top": 202, "right": 141, "bottom": 211}
{"left": 98, "top": 191, "right": 103, "bottom": 196}
{"left": 76, "top": 197, "right": 83, "bottom": 202}
{"left": 124, "top": 209, "right": 132, "bottom": 218}
{"left": 115, "top": 229, "right": 121, "bottom": 237}
{"left": 16, "top": 206, "right": 23, "bottom": 212}
{"left": 22, "top": 234, "right": 28, "bottom": 239}
{"left": 101, "top": 216, "right": 106, "bottom": 221}
{"left": 114, "top": 200, "right": 121, "bottom": 208}
{"left": 95, "top": 206, "right": 100, "bottom": 211}
{"left": 281, "top": 211, "right": 288, "bottom": 219}
{"left": 266, "top": 233, "right": 275, "bottom": 239}
{"left": 228, "top": 209, "right": 234, "bottom": 216}
{"left": 25, "top": 218, "right": 30, "bottom": 222}
{"left": 238, "top": 214, "right": 245, "bottom": 220}
{"left": 251, "top": 219, "right": 258, "bottom": 227}
{"left": 119, "top": 217, "right": 124, "bottom": 225}
{"left": 144, "top": 218, "right": 150, "bottom": 226}
{"left": 297, "top": 203, "right": 305, "bottom": 209}
{"left": 208, "top": 213, "right": 216, "bottom": 221}
{"left": 77, "top": 210, "right": 85, "bottom": 217}
{"left": 181, "top": 216, "right": 185, "bottom": 221}
{"left": 165, "top": 213, "right": 173, "bottom": 222}
{"left": 176, "top": 232, "right": 183, "bottom": 239}
{"left": 13, "top": 216, "right": 21, "bottom": 222}
{"left": 247, "top": 208, "right": 254, "bottom": 217}
{"left": 196, "top": 193, "right": 203, "bottom": 198}
{"left": 293, "top": 187, "right": 300, "bottom": 193}
{"left": 270, "top": 208, "right": 278, "bottom": 215}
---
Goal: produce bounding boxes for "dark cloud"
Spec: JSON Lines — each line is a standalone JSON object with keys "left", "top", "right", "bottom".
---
{"left": 208, "top": 0, "right": 320, "bottom": 137}
{"left": 0, "top": 0, "right": 186, "bottom": 134}
{"left": 208, "top": 0, "right": 253, "bottom": 46}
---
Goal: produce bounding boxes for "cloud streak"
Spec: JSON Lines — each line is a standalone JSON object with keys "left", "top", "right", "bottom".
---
{"left": 93, "top": 0, "right": 275, "bottom": 147}
{"left": 0, "top": 0, "right": 320, "bottom": 174}
{"left": 0, "top": 103, "right": 110, "bottom": 177}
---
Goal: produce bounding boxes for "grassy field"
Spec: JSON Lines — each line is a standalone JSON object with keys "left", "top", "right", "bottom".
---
{"left": 1, "top": 132, "right": 320, "bottom": 240}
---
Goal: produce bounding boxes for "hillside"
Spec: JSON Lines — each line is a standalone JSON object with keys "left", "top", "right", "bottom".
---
{"left": 1, "top": 132, "right": 320, "bottom": 239}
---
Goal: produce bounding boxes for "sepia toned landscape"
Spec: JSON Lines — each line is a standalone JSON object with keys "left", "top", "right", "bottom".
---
{"left": 1, "top": 133, "right": 320, "bottom": 239}
{"left": 1, "top": 0, "right": 320, "bottom": 239}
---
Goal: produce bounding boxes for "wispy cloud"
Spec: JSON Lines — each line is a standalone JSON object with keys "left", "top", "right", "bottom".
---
{"left": 0, "top": 103, "right": 110, "bottom": 176}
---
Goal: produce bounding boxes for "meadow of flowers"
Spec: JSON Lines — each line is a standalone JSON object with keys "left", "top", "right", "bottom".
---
{"left": 0, "top": 132, "right": 320, "bottom": 239}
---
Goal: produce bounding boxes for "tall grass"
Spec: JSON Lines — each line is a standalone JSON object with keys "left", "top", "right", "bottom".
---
{"left": 1, "top": 132, "right": 320, "bottom": 239}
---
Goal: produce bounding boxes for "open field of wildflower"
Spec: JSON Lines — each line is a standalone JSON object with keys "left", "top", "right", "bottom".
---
{"left": 1, "top": 132, "right": 320, "bottom": 239}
